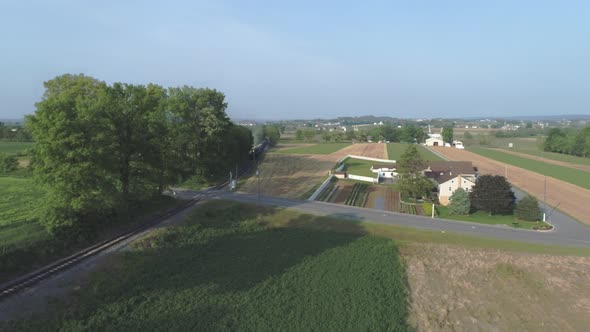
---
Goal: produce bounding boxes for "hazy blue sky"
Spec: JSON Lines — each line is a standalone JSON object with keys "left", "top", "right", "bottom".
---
{"left": 1, "top": 0, "right": 589, "bottom": 120}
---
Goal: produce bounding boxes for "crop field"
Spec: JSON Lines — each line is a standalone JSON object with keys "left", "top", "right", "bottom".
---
{"left": 387, "top": 143, "right": 443, "bottom": 161}
{"left": 0, "top": 177, "right": 48, "bottom": 280}
{"left": 241, "top": 154, "right": 335, "bottom": 198}
{"left": 315, "top": 177, "right": 338, "bottom": 202}
{"left": 3, "top": 201, "right": 410, "bottom": 331}
{"left": 495, "top": 149, "right": 590, "bottom": 171}
{"left": 0, "top": 141, "right": 33, "bottom": 155}
{"left": 5, "top": 201, "right": 590, "bottom": 330}
{"left": 344, "top": 183, "right": 369, "bottom": 207}
{"left": 273, "top": 142, "right": 350, "bottom": 155}
{"left": 469, "top": 147, "right": 590, "bottom": 190}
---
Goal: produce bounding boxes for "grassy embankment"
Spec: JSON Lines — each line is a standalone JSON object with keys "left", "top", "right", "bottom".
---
{"left": 387, "top": 142, "right": 443, "bottom": 161}
{"left": 273, "top": 142, "right": 350, "bottom": 155}
{"left": 3, "top": 201, "right": 410, "bottom": 331}
{"left": 469, "top": 147, "right": 590, "bottom": 190}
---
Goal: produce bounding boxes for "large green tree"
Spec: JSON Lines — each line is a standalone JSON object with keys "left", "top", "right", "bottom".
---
{"left": 27, "top": 74, "right": 118, "bottom": 238}
{"left": 397, "top": 145, "right": 432, "bottom": 199}
{"left": 469, "top": 175, "right": 516, "bottom": 215}
{"left": 448, "top": 188, "right": 470, "bottom": 215}
{"left": 442, "top": 127, "right": 454, "bottom": 143}
{"left": 514, "top": 195, "right": 542, "bottom": 221}
{"left": 27, "top": 74, "right": 252, "bottom": 239}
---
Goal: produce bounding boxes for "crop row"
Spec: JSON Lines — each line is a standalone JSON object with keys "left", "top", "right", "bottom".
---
{"left": 316, "top": 178, "right": 338, "bottom": 202}
{"left": 345, "top": 183, "right": 369, "bottom": 207}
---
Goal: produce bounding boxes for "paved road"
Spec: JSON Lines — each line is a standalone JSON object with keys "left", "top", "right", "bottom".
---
{"left": 209, "top": 191, "right": 590, "bottom": 248}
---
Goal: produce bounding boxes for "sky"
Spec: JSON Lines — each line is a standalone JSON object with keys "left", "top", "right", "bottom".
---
{"left": 1, "top": 0, "right": 590, "bottom": 120}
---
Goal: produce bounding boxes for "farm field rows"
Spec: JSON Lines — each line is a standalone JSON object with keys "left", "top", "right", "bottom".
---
{"left": 5, "top": 201, "right": 590, "bottom": 331}
{"left": 272, "top": 143, "right": 350, "bottom": 155}
{"left": 2, "top": 201, "right": 409, "bottom": 331}
{"left": 469, "top": 147, "right": 590, "bottom": 189}
{"left": 432, "top": 147, "right": 590, "bottom": 225}
{"left": 241, "top": 154, "right": 334, "bottom": 198}
{"left": 387, "top": 143, "right": 443, "bottom": 161}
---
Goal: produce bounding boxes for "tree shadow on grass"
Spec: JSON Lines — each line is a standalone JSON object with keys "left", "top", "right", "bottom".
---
{"left": 5, "top": 201, "right": 411, "bottom": 331}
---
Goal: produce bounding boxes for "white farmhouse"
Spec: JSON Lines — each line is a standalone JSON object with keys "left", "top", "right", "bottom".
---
{"left": 424, "top": 161, "right": 477, "bottom": 205}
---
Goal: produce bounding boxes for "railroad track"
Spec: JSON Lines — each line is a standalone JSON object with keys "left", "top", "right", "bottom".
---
{"left": 0, "top": 179, "right": 233, "bottom": 301}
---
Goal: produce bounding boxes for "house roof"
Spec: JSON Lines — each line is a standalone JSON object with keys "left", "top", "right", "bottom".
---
{"left": 424, "top": 161, "right": 477, "bottom": 184}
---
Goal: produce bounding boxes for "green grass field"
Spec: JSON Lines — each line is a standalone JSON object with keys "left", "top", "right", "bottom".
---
{"left": 387, "top": 143, "right": 443, "bottom": 161}
{"left": 273, "top": 142, "right": 350, "bottom": 154}
{"left": 0, "top": 141, "right": 33, "bottom": 155}
{"left": 0, "top": 176, "right": 50, "bottom": 280}
{"left": 437, "top": 206, "right": 550, "bottom": 230}
{"left": 4, "top": 201, "right": 410, "bottom": 331}
{"left": 0, "top": 177, "right": 48, "bottom": 252}
{"left": 344, "top": 157, "right": 392, "bottom": 177}
{"left": 502, "top": 148, "right": 590, "bottom": 167}
{"left": 469, "top": 147, "right": 590, "bottom": 189}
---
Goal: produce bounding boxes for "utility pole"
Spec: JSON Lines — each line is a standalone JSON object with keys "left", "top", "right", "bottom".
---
{"left": 431, "top": 203, "right": 435, "bottom": 218}
{"left": 543, "top": 176, "right": 547, "bottom": 222}
{"left": 256, "top": 169, "right": 260, "bottom": 205}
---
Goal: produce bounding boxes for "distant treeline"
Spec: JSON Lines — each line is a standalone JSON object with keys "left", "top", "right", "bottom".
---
{"left": 543, "top": 127, "right": 590, "bottom": 157}
{"left": 366, "top": 124, "right": 426, "bottom": 143}
{"left": 27, "top": 74, "right": 253, "bottom": 238}
{"left": 0, "top": 122, "right": 32, "bottom": 141}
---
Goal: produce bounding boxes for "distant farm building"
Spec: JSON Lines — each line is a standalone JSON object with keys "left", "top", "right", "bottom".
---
{"left": 425, "top": 137, "right": 444, "bottom": 146}
{"left": 424, "top": 161, "right": 478, "bottom": 205}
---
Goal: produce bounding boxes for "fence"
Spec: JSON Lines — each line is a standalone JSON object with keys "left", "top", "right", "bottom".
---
{"left": 308, "top": 175, "right": 335, "bottom": 201}
{"left": 348, "top": 174, "right": 378, "bottom": 183}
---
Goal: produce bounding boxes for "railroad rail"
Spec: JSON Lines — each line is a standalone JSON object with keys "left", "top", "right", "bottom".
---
{"left": 0, "top": 179, "right": 233, "bottom": 301}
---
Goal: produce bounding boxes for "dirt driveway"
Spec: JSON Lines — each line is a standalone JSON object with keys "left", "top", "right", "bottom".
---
{"left": 431, "top": 147, "right": 590, "bottom": 225}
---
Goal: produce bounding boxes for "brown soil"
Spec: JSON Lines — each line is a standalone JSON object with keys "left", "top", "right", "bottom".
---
{"left": 241, "top": 154, "right": 334, "bottom": 199}
{"left": 404, "top": 243, "right": 590, "bottom": 331}
{"left": 242, "top": 143, "right": 387, "bottom": 199}
{"left": 312, "top": 143, "right": 388, "bottom": 162}
{"left": 432, "top": 147, "right": 590, "bottom": 225}
{"left": 491, "top": 148, "right": 590, "bottom": 173}
{"left": 385, "top": 189, "right": 401, "bottom": 212}
{"left": 333, "top": 183, "right": 353, "bottom": 203}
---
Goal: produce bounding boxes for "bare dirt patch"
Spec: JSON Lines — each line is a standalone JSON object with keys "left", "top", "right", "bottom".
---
{"left": 491, "top": 148, "right": 590, "bottom": 173}
{"left": 403, "top": 243, "right": 590, "bottom": 331}
{"left": 432, "top": 147, "right": 590, "bottom": 225}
